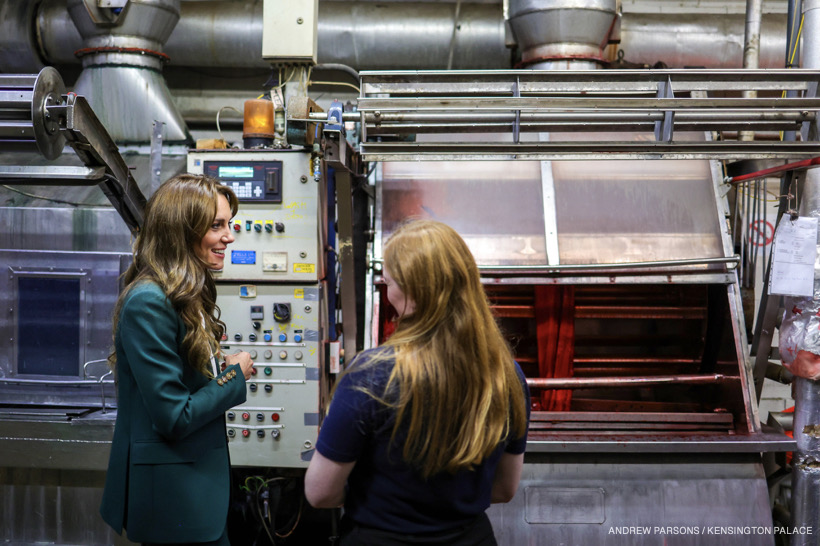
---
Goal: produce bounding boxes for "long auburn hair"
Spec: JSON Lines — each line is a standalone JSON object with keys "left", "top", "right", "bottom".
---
{"left": 368, "top": 220, "right": 527, "bottom": 478}
{"left": 108, "top": 174, "right": 238, "bottom": 376}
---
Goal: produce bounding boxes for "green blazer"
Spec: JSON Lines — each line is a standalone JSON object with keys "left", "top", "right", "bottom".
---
{"left": 100, "top": 281, "right": 246, "bottom": 544}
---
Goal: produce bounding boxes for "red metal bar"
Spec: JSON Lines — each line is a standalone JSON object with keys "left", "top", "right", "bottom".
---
{"left": 726, "top": 156, "right": 820, "bottom": 185}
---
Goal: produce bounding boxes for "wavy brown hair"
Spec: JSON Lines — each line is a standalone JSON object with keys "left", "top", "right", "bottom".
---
{"left": 368, "top": 220, "right": 527, "bottom": 478}
{"left": 109, "top": 174, "right": 238, "bottom": 376}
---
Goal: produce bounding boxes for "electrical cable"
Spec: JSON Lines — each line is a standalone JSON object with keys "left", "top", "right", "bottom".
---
{"left": 2, "top": 184, "right": 99, "bottom": 207}
{"left": 274, "top": 493, "right": 303, "bottom": 539}
{"left": 313, "top": 63, "right": 360, "bottom": 82}
{"left": 274, "top": 67, "right": 297, "bottom": 90}
{"left": 308, "top": 80, "right": 361, "bottom": 93}
{"left": 216, "top": 106, "right": 241, "bottom": 144}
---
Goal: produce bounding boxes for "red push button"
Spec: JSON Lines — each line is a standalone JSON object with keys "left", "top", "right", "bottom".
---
{"left": 242, "top": 412, "right": 250, "bottom": 421}
{"left": 242, "top": 429, "right": 250, "bottom": 437}
{"left": 271, "top": 413, "right": 280, "bottom": 422}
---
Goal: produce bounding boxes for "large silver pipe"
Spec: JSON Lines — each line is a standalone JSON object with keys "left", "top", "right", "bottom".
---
{"left": 616, "top": 12, "right": 786, "bottom": 69}
{"left": 792, "top": 1, "right": 820, "bottom": 541}
{"left": 739, "top": 0, "right": 763, "bottom": 141}
{"left": 743, "top": 0, "right": 764, "bottom": 70}
{"left": 15, "top": 1, "right": 791, "bottom": 73}
{"left": 35, "top": 0, "right": 509, "bottom": 70}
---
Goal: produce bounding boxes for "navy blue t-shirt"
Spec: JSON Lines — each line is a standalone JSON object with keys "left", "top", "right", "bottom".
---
{"left": 315, "top": 347, "right": 531, "bottom": 534}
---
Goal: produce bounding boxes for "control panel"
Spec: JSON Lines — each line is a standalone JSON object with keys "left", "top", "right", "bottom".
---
{"left": 188, "top": 150, "right": 326, "bottom": 282}
{"left": 217, "top": 282, "right": 328, "bottom": 468}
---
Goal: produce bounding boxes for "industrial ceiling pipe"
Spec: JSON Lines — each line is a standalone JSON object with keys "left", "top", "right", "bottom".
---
{"left": 0, "top": 1, "right": 790, "bottom": 74}
{"left": 739, "top": 0, "right": 763, "bottom": 141}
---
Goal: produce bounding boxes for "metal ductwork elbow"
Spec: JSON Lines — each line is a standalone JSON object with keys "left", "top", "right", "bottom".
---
{"left": 508, "top": 0, "right": 619, "bottom": 69}
{"left": 67, "top": 0, "right": 192, "bottom": 145}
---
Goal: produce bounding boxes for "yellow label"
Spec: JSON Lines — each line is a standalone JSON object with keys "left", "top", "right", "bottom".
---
{"left": 294, "top": 288, "right": 305, "bottom": 299}
{"left": 293, "top": 263, "right": 315, "bottom": 274}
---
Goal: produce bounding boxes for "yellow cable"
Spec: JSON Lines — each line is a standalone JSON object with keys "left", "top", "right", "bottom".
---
{"left": 780, "top": 14, "right": 805, "bottom": 139}
{"left": 789, "top": 15, "right": 805, "bottom": 67}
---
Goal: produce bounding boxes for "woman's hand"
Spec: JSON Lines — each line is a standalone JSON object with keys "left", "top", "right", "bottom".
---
{"left": 224, "top": 351, "right": 254, "bottom": 380}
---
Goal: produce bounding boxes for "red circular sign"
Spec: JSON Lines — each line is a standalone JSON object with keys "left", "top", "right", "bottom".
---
{"left": 749, "top": 220, "right": 774, "bottom": 247}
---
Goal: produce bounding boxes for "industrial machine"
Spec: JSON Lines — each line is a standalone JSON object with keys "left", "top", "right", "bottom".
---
{"left": 188, "top": 149, "right": 333, "bottom": 468}
{"left": 359, "top": 69, "right": 810, "bottom": 544}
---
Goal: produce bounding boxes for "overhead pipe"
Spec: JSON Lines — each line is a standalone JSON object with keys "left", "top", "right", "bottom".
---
{"left": 33, "top": 0, "right": 509, "bottom": 71}
{"left": 615, "top": 13, "right": 786, "bottom": 69}
{"left": 2, "top": 1, "right": 790, "bottom": 74}
{"left": 739, "top": 0, "right": 763, "bottom": 141}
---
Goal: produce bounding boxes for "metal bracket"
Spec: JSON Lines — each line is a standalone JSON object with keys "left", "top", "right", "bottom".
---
{"left": 654, "top": 75, "right": 675, "bottom": 142}
{"left": 323, "top": 129, "right": 364, "bottom": 362}
{"left": 513, "top": 77, "right": 521, "bottom": 144}
{"left": 150, "top": 120, "right": 164, "bottom": 195}
{"left": 47, "top": 94, "right": 146, "bottom": 235}
{"left": 801, "top": 80, "right": 819, "bottom": 143}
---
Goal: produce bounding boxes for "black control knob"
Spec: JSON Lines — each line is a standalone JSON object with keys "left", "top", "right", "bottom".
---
{"left": 257, "top": 430, "right": 266, "bottom": 438}
{"left": 248, "top": 333, "right": 257, "bottom": 342}
{"left": 252, "top": 321, "right": 261, "bottom": 330}
{"left": 264, "top": 384, "right": 273, "bottom": 393}
{"left": 273, "top": 303, "right": 291, "bottom": 322}
{"left": 274, "top": 222, "right": 285, "bottom": 233}
{"left": 234, "top": 333, "right": 243, "bottom": 341}
{"left": 249, "top": 383, "right": 257, "bottom": 392}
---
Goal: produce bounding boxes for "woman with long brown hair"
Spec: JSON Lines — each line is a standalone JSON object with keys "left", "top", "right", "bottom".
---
{"left": 100, "top": 174, "right": 254, "bottom": 545}
{"left": 305, "top": 219, "right": 530, "bottom": 545}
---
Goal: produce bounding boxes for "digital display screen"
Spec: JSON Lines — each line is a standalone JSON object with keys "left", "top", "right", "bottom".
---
{"left": 204, "top": 160, "right": 283, "bottom": 203}
{"left": 218, "top": 165, "right": 254, "bottom": 178}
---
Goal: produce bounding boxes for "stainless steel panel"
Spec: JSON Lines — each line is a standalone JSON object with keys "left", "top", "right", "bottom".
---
{"left": 0, "top": 206, "right": 132, "bottom": 252}
{"left": 551, "top": 132, "right": 725, "bottom": 265}
{"left": 379, "top": 132, "right": 724, "bottom": 267}
{"left": 487, "top": 453, "right": 775, "bottom": 545}
{"left": 0, "top": 250, "right": 129, "bottom": 408}
{"left": 380, "top": 159, "right": 546, "bottom": 266}
{"left": 0, "top": 467, "right": 135, "bottom": 545}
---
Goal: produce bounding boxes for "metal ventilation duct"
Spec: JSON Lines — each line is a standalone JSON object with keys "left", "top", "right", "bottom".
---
{"left": 0, "top": 0, "right": 789, "bottom": 75}
{"left": 508, "top": 0, "right": 618, "bottom": 69}
{"left": 66, "top": 0, "right": 191, "bottom": 144}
